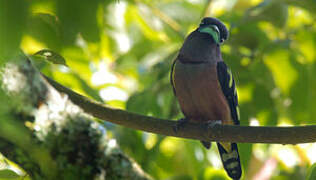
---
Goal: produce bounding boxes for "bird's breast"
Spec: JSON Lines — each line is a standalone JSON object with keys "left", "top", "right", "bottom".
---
{"left": 173, "top": 60, "right": 231, "bottom": 123}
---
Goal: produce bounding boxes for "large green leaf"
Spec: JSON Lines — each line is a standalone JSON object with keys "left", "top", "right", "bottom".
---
{"left": 27, "top": 13, "right": 62, "bottom": 50}
{"left": 0, "top": 0, "right": 28, "bottom": 62}
{"left": 56, "top": 0, "right": 100, "bottom": 44}
{"left": 306, "top": 163, "right": 316, "bottom": 180}
{"left": 0, "top": 169, "right": 20, "bottom": 179}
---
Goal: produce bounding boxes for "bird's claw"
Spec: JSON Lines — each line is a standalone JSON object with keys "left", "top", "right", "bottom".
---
{"left": 207, "top": 120, "right": 222, "bottom": 128}
{"left": 201, "top": 121, "right": 221, "bottom": 149}
{"left": 173, "top": 118, "right": 188, "bottom": 133}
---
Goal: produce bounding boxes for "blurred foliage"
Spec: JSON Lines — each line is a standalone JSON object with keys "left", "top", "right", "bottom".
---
{"left": 1, "top": 0, "right": 316, "bottom": 179}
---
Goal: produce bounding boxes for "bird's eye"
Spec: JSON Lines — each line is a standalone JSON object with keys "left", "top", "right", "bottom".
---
{"left": 210, "top": 25, "right": 220, "bottom": 35}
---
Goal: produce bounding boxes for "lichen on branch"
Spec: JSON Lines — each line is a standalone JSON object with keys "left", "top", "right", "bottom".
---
{"left": 0, "top": 55, "right": 151, "bottom": 180}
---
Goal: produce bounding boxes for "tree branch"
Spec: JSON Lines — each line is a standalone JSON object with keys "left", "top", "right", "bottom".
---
{"left": 42, "top": 74, "right": 316, "bottom": 144}
{"left": 1, "top": 59, "right": 152, "bottom": 179}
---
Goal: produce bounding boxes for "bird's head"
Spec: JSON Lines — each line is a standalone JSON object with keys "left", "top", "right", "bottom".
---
{"left": 198, "top": 17, "right": 228, "bottom": 45}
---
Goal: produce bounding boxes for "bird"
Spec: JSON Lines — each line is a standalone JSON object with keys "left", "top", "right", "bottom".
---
{"left": 170, "top": 17, "right": 242, "bottom": 180}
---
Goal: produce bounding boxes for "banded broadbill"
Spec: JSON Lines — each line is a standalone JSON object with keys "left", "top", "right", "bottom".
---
{"left": 170, "top": 17, "right": 242, "bottom": 179}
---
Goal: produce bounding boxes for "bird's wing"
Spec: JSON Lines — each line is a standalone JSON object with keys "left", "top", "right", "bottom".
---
{"left": 170, "top": 58, "right": 177, "bottom": 95}
{"left": 216, "top": 61, "right": 240, "bottom": 125}
{"left": 217, "top": 61, "right": 242, "bottom": 179}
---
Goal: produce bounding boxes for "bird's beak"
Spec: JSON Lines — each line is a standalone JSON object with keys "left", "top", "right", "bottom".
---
{"left": 198, "top": 26, "right": 220, "bottom": 44}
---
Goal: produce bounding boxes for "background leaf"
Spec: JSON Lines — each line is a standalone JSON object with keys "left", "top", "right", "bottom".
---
{"left": 0, "top": 169, "right": 20, "bottom": 179}
{"left": 306, "top": 163, "right": 316, "bottom": 180}
{"left": 2, "top": 0, "right": 316, "bottom": 179}
{"left": 33, "top": 49, "right": 67, "bottom": 66}
{"left": 0, "top": 0, "right": 28, "bottom": 61}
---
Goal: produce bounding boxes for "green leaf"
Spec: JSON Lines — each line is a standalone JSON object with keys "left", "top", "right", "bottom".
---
{"left": 56, "top": 0, "right": 100, "bottom": 44}
{"left": 0, "top": 0, "right": 28, "bottom": 62}
{"left": 126, "top": 91, "right": 161, "bottom": 116}
{"left": 33, "top": 49, "right": 68, "bottom": 67}
{"left": 245, "top": 1, "right": 288, "bottom": 28}
{"left": 27, "top": 13, "right": 62, "bottom": 50}
{"left": 264, "top": 50, "right": 298, "bottom": 95}
{"left": 306, "top": 163, "right": 316, "bottom": 180}
{"left": 0, "top": 169, "right": 20, "bottom": 179}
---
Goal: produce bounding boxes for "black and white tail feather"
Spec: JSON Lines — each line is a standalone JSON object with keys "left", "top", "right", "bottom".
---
{"left": 217, "top": 143, "right": 241, "bottom": 179}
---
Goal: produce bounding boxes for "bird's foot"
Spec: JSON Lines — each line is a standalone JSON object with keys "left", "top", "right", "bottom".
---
{"left": 201, "top": 121, "right": 222, "bottom": 149}
{"left": 173, "top": 118, "right": 188, "bottom": 133}
{"left": 207, "top": 120, "right": 222, "bottom": 128}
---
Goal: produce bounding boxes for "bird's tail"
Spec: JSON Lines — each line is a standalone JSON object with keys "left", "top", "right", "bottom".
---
{"left": 217, "top": 142, "right": 242, "bottom": 180}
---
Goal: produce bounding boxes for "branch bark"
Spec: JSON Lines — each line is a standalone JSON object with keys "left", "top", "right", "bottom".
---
{"left": 1, "top": 58, "right": 151, "bottom": 179}
{"left": 42, "top": 74, "right": 316, "bottom": 145}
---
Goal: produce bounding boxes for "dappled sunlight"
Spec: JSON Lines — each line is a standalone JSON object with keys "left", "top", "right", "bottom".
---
{"left": 298, "top": 143, "right": 316, "bottom": 165}
{"left": 207, "top": 148, "right": 222, "bottom": 169}
{"left": 114, "top": 33, "right": 131, "bottom": 53}
{"left": 143, "top": 133, "right": 158, "bottom": 150}
{"left": 253, "top": 144, "right": 268, "bottom": 161}
{"left": 240, "top": 57, "right": 251, "bottom": 66}
{"left": 255, "top": 111, "right": 271, "bottom": 125}
{"left": 100, "top": 86, "right": 128, "bottom": 101}
{"left": 2, "top": 0, "right": 316, "bottom": 179}
{"left": 249, "top": 117, "right": 260, "bottom": 126}
{"left": 204, "top": 167, "right": 229, "bottom": 179}
{"left": 264, "top": 50, "right": 298, "bottom": 95}
{"left": 209, "top": 0, "right": 231, "bottom": 16}
{"left": 288, "top": 7, "right": 313, "bottom": 29}
{"left": 21, "top": 35, "right": 46, "bottom": 54}
{"left": 270, "top": 145, "right": 300, "bottom": 168}
{"left": 305, "top": 143, "right": 316, "bottom": 164}
{"left": 237, "top": 85, "right": 254, "bottom": 103}
{"left": 258, "top": 22, "right": 281, "bottom": 40}
{"left": 159, "top": 137, "right": 180, "bottom": 158}
{"left": 295, "top": 31, "right": 315, "bottom": 64}
{"left": 194, "top": 146, "right": 204, "bottom": 162}
{"left": 277, "top": 118, "right": 294, "bottom": 126}
{"left": 111, "top": 2, "right": 132, "bottom": 53}
{"left": 91, "top": 61, "right": 118, "bottom": 85}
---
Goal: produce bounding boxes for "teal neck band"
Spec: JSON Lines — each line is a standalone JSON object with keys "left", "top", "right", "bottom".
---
{"left": 198, "top": 27, "right": 220, "bottom": 44}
